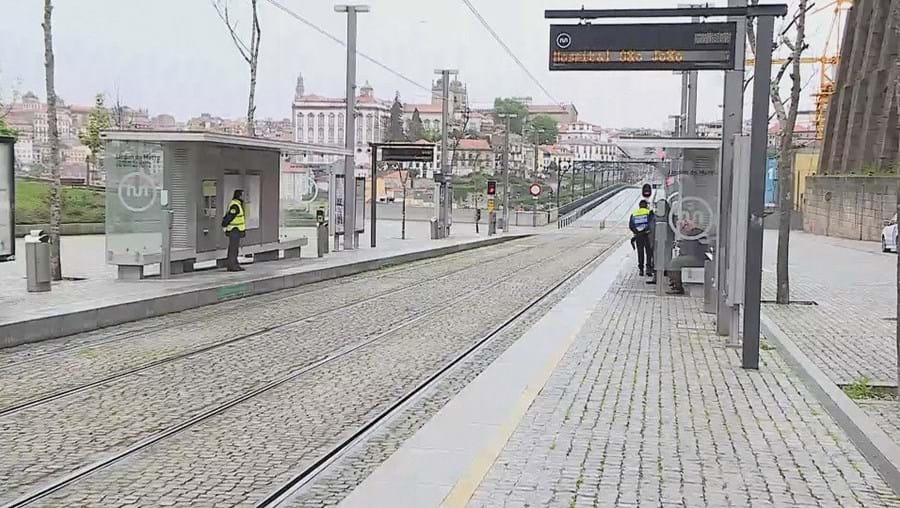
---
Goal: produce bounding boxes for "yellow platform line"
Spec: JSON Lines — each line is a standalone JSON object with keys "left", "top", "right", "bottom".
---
{"left": 439, "top": 309, "right": 595, "bottom": 508}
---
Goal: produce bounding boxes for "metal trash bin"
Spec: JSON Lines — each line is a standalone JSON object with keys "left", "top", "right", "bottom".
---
{"left": 25, "top": 229, "right": 51, "bottom": 292}
{"left": 430, "top": 218, "right": 439, "bottom": 239}
{"left": 317, "top": 222, "right": 329, "bottom": 257}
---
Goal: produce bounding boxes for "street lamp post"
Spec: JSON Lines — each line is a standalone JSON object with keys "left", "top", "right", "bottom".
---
{"left": 335, "top": 4, "right": 369, "bottom": 250}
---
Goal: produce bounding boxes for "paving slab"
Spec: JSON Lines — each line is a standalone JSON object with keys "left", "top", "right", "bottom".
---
{"left": 344, "top": 231, "right": 900, "bottom": 507}
{"left": 0, "top": 222, "right": 531, "bottom": 348}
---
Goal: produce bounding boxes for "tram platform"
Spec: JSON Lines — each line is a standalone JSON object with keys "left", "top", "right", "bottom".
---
{"left": 342, "top": 239, "right": 900, "bottom": 507}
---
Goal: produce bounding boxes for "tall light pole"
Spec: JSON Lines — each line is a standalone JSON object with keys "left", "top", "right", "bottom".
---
{"left": 335, "top": 4, "right": 369, "bottom": 250}
{"left": 434, "top": 69, "right": 457, "bottom": 238}
{"left": 497, "top": 113, "right": 514, "bottom": 231}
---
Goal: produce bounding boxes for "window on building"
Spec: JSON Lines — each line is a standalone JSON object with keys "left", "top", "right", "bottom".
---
{"left": 338, "top": 113, "right": 345, "bottom": 143}
{"left": 307, "top": 114, "right": 314, "bottom": 143}
{"left": 328, "top": 113, "right": 335, "bottom": 144}
{"left": 318, "top": 113, "right": 325, "bottom": 143}
{"left": 356, "top": 113, "right": 362, "bottom": 143}
{"left": 366, "top": 114, "right": 374, "bottom": 143}
{"left": 297, "top": 113, "right": 304, "bottom": 142}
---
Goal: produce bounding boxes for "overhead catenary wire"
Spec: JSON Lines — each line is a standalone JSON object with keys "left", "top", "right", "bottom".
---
{"left": 457, "top": 0, "right": 563, "bottom": 107}
{"left": 263, "top": 0, "right": 431, "bottom": 94}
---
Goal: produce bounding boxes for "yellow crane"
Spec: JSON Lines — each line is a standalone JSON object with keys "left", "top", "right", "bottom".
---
{"left": 745, "top": 0, "right": 852, "bottom": 139}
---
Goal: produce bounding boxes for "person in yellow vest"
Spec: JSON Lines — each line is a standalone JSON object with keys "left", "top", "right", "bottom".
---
{"left": 629, "top": 199, "right": 655, "bottom": 277}
{"left": 221, "top": 189, "right": 246, "bottom": 272}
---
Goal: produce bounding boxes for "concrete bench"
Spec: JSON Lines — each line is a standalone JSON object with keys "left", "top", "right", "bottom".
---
{"left": 113, "top": 237, "right": 308, "bottom": 280}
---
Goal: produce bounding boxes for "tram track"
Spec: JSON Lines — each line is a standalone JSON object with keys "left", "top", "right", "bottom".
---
{"left": 0, "top": 241, "right": 532, "bottom": 416}
{"left": 0, "top": 240, "right": 525, "bottom": 371}
{"left": 256, "top": 236, "right": 619, "bottom": 507}
{"left": 2, "top": 233, "right": 613, "bottom": 508}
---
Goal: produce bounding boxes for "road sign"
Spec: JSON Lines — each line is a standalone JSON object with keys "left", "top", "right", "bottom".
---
{"left": 381, "top": 145, "right": 435, "bottom": 163}
{"left": 549, "top": 22, "right": 737, "bottom": 71}
{"left": 529, "top": 183, "right": 542, "bottom": 197}
{"left": 487, "top": 198, "right": 496, "bottom": 213}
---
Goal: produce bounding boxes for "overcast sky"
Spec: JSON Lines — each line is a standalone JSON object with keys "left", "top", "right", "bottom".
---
{"left": 1, "top": 0, "right": 836, "bottom": 129}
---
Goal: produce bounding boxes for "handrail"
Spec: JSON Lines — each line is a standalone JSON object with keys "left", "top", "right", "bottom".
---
{"left": 557, "top": 184, "right": 628, "bottom": 229}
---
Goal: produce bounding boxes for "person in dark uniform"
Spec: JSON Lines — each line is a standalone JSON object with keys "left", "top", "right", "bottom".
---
{"left": 221, "top": 189, "right": 246, "bottom": 272}
{"left": 628, "top": 199, "right": 655, "bottom": 277}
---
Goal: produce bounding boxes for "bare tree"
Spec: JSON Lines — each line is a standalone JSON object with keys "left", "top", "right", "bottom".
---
{"left": 43, "top": 0, "right": 63, "bottom": 280}
{"left": 772, "top": 1, "right": 809, "bottom": 304}
{"left": 449, "top": 103, "right": 471, "bottom": 175}
{"left": 212, "top": 0, "right": 261, "bottom": 136}
{"left": 747, "top": 0, "right": 809, "bottom": 304}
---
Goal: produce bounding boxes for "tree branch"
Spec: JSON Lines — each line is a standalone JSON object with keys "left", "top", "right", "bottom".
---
{"left": 212, "top": 0, "right": 251, "bottom": 64}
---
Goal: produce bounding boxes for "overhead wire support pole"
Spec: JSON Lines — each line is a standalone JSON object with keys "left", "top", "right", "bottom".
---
{"left": 742, "top": 13, "right": 776, "bottom": 370}
{"left": 335, "top": 4, "right": 369, "bottom": 251}
{"left": 434, "top": 69, "right": 457, "bottom": 239}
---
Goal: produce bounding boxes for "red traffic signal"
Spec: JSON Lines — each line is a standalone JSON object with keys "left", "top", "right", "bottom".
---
{"left": 487, "top": 180, "right": 497, "bottom": 195}
{"left": 641, "top": 183, "right": 653, "bottom": 198}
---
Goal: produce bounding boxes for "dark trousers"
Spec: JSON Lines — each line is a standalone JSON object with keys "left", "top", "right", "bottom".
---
{"left": 226, "top": 229, "right": 242, "bottom": 269}
{"left": 635, "top": 234, "right": 654, "bottom": 272}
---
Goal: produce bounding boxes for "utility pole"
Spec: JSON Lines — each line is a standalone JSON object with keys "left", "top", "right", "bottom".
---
{"left": 717, "top": 0, "right": 747, "bottom": 338}
{"left": 498, "top": 113, "right": 513, "bottom": 232}
{"left": 335, "top": 4, "right": 369, "bottom": 250}
{"left": 434, "top": 69, "right": 457, "bottom": 238}
{"left": 556, "top": 163, "right": 562, "bottom": 210}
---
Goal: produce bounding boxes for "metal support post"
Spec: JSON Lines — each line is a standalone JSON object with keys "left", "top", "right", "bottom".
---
{"left": 336, "top": 4, "right": 369, "bottom": 250}
{"left": 716, "top": 0, "right": 747, "bottom": 336}
{"left": 370, "top": 144, "right": 377, "bottom": 248}
{"left": 433, "top": 69, "right": 457, "bottom": 238}
{"left": 161, "top": 207, "right": 172, "bottom": 279}
{"left": 501, "top": 115, "right": 512, "bottom": 232}
{"left": 680, "top": 72, "right": 689, "bottom": 136}
{"left": 686, "top": 71, "right": 698, "bottom": 136}
{"left": 742, "top": 14, "right": 775, "bottom": 370}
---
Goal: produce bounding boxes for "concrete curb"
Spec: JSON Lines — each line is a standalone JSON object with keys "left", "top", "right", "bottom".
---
{"left": 0, "top": 234, "right": 529, "bottom": 349}
{"left": 760, "top": 313, "right": 900, "bottom": 495}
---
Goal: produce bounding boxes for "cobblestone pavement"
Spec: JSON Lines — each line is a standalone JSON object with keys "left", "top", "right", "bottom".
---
{"left": 0, "top": 241, "right": 528, "bottom": 410}
{"left": 760, "top": 231, "right": 895, "bottom": 385}
{"left": 2, "top": 230, "right": 616, "bottom": 506}
{"left": 469, "top": 270, "right": 900, "bottom": 508}
{"left": 281, "top": 232, "right": 626, "bottom": 507}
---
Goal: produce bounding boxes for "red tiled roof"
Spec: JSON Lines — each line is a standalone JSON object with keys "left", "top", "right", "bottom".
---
{"left": 456, "top": 138, "right": 491, "bottom": 151}
{"left": 403, "top": 102, "right": 444, "bottom": 114}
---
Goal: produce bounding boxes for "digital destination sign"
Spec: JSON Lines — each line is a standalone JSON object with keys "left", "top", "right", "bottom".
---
{"left": 549, "top": 22, "right": 737, "bottom": 71}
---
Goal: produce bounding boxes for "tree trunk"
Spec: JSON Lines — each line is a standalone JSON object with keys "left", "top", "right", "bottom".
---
{"left": 43, "top": 0, "right": 62, "bottom": 281}
{"left": 246, "top": 0, "right": 260, "bottom": 136}
{"left": 775, "top": 0, "right": 808, "bottom": 304}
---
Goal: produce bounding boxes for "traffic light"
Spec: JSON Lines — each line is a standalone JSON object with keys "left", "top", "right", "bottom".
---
{"left": 641, "top": 183, "right": 652, "bottom": 198}
{"left": 487, "top": 180, "right": 497, "bottom": 196}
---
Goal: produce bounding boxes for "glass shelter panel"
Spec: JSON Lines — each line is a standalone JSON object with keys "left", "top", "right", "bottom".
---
{"left": 105, "top": 141, "right": 164, "bottom": 265}
{"left": 662, "top": 148, "right": 720, "bottom": 269}
{"left": 0, "top": 140, "right": 14, "bottom": 259}
{"left": 279, "top": 152, "right": 336, "bottom": 244}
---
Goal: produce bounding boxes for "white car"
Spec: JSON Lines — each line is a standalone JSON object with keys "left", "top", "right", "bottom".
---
{"left": 883, "top": 214, "right": 898, "bottom": 252}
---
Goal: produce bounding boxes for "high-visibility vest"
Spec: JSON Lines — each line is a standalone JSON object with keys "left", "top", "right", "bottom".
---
{"left": 225, "top": 199, "right": 246, "bottom": 232}
{"left": 632, "top": 207, "right": 651, "bottom": 232}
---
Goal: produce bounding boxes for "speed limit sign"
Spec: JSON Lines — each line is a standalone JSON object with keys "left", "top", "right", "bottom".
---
{"left": 529, "top": 183, "right": 542, "bottom": 197}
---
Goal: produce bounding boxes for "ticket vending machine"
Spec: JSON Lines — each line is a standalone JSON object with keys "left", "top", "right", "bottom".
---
{"left": 0, "top": 136, "right": 15, "bottom": 262}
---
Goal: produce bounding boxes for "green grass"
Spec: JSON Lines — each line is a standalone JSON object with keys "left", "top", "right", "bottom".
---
{"left": 842, "top": 377, "right": 896, "bottom": 401}
{"left": 15, "top": 180, "right": 105, "bottom": 225}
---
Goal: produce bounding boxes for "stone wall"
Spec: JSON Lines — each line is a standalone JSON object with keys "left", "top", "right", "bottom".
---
{"left": 803, "top": 176, "right": 899, "bottom": 241}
